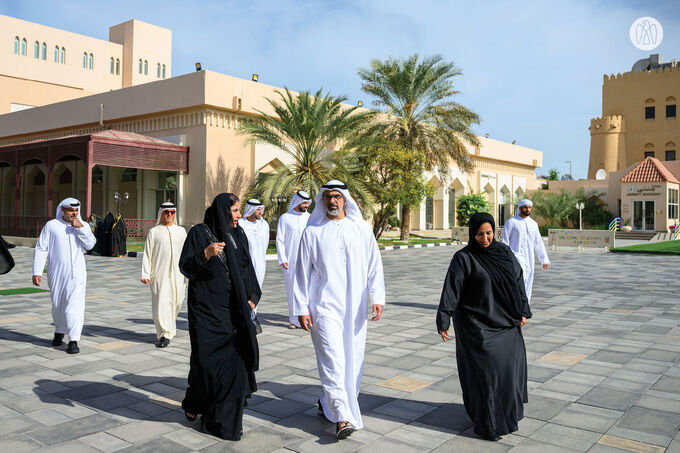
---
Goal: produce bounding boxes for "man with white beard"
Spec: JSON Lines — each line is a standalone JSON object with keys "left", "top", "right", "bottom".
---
{"left": 276, "top": 190, "right": 311, "bottom": 329}
{"left": 501, "top": 199, "right": 550, "bottom": 302}
{"left": 32, "top": 198, "right": 97, "bottom": 354}
{"left": 238, "top": 199, "right": 269, "bottom": 290}
{"left": 141, "top": 202, "right": 187, "bottom": 348}
{"left": 293, "top": 180, "right": 385, "bottom": 439}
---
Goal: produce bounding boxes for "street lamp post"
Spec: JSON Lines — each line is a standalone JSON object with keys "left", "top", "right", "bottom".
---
{"left": 576, "top": 202, "right": 585, "bottom": 230}
{"left": 113, "top": 191, "right": 129, "bottom": 216}
{"left": 269, "top": 194, "right": 288, "bottom": 226}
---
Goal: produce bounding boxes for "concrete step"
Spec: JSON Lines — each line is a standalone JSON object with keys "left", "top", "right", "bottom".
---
{"left": 615, "top": 231, "right": 657, "bottom": 241}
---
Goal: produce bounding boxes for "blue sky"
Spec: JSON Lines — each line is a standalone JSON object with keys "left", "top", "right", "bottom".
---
{"left": 2, "top": 0, "right": 678, "bottom": 179}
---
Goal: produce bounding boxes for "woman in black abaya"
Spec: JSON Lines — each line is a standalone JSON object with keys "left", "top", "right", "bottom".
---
{"left": 179, "top": 193, "right": 260, "bottom": 440}
{"left": 436, "top": 212, "right": 531, "bottom": 441}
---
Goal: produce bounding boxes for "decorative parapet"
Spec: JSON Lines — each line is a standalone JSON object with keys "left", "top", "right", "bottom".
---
{"left": 589, "top": 115, "right": 624, "bottom": 134}
{"left": 603, "top": 65, "right": 680, "bottom": 83}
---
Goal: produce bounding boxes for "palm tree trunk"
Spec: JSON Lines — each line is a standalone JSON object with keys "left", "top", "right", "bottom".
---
{"left": 400, "top": 204, "right": 411, "bottom": 241}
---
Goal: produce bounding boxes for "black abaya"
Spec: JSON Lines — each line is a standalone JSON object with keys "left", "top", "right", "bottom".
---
{"left": 0, "top": 235, "right": 15, "bottom": 274}
{"left": 436, "top": 213, "right": 531, "bottom": 439}
{"left": 111, "top": 215, "right": 127, "bottom": 256}
{"left": 179, "top": 193, "right": 260, "bottom": 440}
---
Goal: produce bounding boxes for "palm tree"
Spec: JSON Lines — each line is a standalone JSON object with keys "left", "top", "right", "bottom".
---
{"left": 358, "top": 54, "right": 481, "bottom": 240}
{"left": 237, "top": 88, "right": 376, "bottom": 218}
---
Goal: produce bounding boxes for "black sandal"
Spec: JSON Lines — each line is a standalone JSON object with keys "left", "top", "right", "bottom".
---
{"left": 336, "top": 421, "right": 355, "bottom": 439}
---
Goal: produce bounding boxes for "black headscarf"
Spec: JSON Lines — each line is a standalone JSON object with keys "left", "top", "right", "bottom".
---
{"left": 464, "top": 212, "right": 526, "bottom": 321}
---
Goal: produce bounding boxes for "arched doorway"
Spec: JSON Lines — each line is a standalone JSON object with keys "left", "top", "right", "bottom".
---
{"left": 498, "top": 185, "right": 512, "bottom": 226}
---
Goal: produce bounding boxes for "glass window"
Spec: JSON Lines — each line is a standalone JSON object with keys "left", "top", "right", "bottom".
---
{"left": 645, "top": 106, "right": 655, "bottom": 119}
{"left": 89, "top": 53, "right": 93, "bottom": 70}
{"left": 157, "top": 63, "right": 160, "bottom": 78}
{"left": 156, "top": 171, "right": 178, "bottom": 207}
{"left": 33, "top": 41, "right": 39, "bottom": 58}
{"left": 144, "top": 60, "right": 148, "bottom": 75}
{"left": 121, "top": 168, "right": 137, "bottom": 182}
{"left": 667, "top": 150, "right": 676, "bottom": 161}
{"left": 92, "top": 166, "right": 103, "bottom": 184}
{"left": 59, "top": 168, "right": 72, "bottom": 184}
{"left": 667, "top": 105, "right": 677, "bottom": 118}
{"left": 60, "top": 47, "right": 65, "bottom": 64}
{"left": 448, "top": 188, "right": 456, "bottom": 227}
{"left": 14, "top": 36, "right": 19, "bottom": 54}
{"left": 138, "top": 59, "right": 142, "bottom": 74}
{"left": 115, "top": 58, "right": 120, "bottom": 75}
{"left": 644, "top": 151, "right": 655, "bottom": 158}
{"left": 82, "top": 52, "right": 87, "bottom": 68}
{"left": 110, "top": 57, "right": 114, "bottom": 74}
{"left": 669, "top": 188, "right": 679, "bottom": 220}
{"left": 21, "top": 38, "right": 26, "bottom": 56}
{"left": 54, "top": 45, "right": 59, "bottom": 62}
{"left": 41, "top": 42, "right": 46, "bottom": 60}
{"left": 162, "top": 64, "right": 166, "bottom": 78}
{"left": 34, "top": 171, "right": 45, "bottom": 186}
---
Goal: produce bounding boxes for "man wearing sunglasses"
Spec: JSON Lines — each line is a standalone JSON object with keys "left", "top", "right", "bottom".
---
{"left": 141, "top": 202, "right": 188, "bottom": 348}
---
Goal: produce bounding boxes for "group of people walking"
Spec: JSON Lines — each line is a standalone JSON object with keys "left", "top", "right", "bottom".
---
{"left": 30, "top": 185, "right": 549, "bottom": 442}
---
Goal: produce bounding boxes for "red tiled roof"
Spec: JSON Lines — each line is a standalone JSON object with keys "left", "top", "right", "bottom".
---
{"left": 0, "top": 129, "right": 182, "bottom": 149}
{"left": 621, "top": 157, "right": 680, "bottom": 183}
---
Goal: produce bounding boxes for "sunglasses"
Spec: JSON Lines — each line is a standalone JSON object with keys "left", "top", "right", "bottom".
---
{"left": 163, "top": 211, "right": 176, "bottom": 215}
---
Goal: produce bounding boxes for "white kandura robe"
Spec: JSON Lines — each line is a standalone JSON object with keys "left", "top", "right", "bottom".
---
{"left": 276, "top": 210, "right": 310, "bottom": 326}
{"left": 238, "top": 217, "right": 269, "bottom": 290}
{"left": 33, "top": 218, "right": 96, "bottom": 341}
{"left": 142, "top": 224, "right": 188, "bottom": 339}
{"left": 501, "top": 214, "right": 550, "bottom": 301}
{"left": 293, "top": 217, "right": 385, "bottom": 429}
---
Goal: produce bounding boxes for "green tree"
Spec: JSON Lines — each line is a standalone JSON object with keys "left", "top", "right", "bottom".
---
{"left": 530, "top": 189, "right": 576, "bottom": 227}
{"left": 353, "top": 142, "right": 433, "bottom": 239}
{"left": 538, "top": 168, "right": 560, "bottom": 190}
{"left": 358, "top": 54, "right": 480, "bottom": 240}
{"left": 456, "top": 192, "right": 492, "bottom": 226}
{"left": 237, "top": 88, "right": 376, "bottom": 217}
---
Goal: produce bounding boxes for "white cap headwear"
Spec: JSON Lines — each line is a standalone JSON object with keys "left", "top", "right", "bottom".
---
{"left": 287, "top": 190, "right": 311, "bottom": 213}
{"left": 516, "top": 198, "right": 533, "bottom": 216}
{"left": 56, "top": 197, "right": 84, "bottom": 221}
{"left": 156, "top": 201, "right": 177, "bottom": 225}
{"left": 307, "top": 180, "right": 363, "bottom": 227}
{"left": 244, "top": 199, "right": 264, "bottom": 218}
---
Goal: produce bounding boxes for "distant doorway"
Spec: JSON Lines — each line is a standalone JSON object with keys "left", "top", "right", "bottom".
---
{"left": 632, "top": 200, "right": 655, "bottom": 231}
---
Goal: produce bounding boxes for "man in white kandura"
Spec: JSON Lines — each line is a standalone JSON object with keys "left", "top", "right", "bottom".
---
{"left": 238, "top": 199, "right": 269, "bottom": 291}
{"left": 293, "top": 180, "right": 385, "bottom": 440}
{"left": 141, "top": 202, "right": 188, "bottom": 348}
{"left": 32, "top": 198, "right": 97, "bottom": 354}
{"left": 276, "top": 190, "right": 311, "bottom": 329}
{"left": 501, "top": 199, "right": 550, "bottom": 302}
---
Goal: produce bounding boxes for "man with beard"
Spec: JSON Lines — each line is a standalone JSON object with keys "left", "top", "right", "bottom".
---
{"left": 275, "top": 190, "right": 311, "bottom": 328}
{"left": 293, "top": 181, "right": 385, "bottom": 439}
{"left": 32, "top": 198, "right": 97, "bottom": 354}
{"left": 501, "top": 199, "right": 549, "bottom": 302}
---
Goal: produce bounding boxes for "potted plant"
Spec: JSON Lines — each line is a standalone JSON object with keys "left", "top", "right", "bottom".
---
{"left": 621, "top": 218, "right": 632, "bottom": 232}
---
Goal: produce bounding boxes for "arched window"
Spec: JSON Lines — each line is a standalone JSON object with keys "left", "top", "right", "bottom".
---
{"left": 59, "top": 168, "right": 72, "bottom": 184}
{"left": 34, "top": 41, "right": 39, "bottom": 58}
{"left": 82, "top": 52, "right": 87, "bottom": 68}
{"left": 110, "top": 57, "right": 114, "bottom": 74}
{"left": 34, "top": 171, "right": 45, "bottom": 186}
{"left": 115, "top": 58, "right": 120, "bottom": 75}
{"left": 138, "top": 59, "right": 142, "bottom": 74}
{"left": 41, "top": 42, "right": 46, "bottom": 60}
{"left": 13, "top": 36, "right": 19, "bottom": 54}
{"left": 162, "top": 64, "right": 166, "bottom": 79}
{"left": 88, "top": 53, "right": 93, "bottom": 70}
{"left": 54, "top": 45, "right": 59, "bottom": 62}
{"left": 157, "top": 63, "right": 160, "bottom": 78}
{"left": 121, "top": 168, "right": 137, "bottom": 182}
{"left": 92, "top": 166, "right": 103, "bottom": 184}
{"left": 144, "top": 59, "right": 148, "bottom": 75}
{"left": 21, "top": 38, "right": 26, "bottom": 56}
{"left": 60, "top": 47, "right": 65, "bottom": 64}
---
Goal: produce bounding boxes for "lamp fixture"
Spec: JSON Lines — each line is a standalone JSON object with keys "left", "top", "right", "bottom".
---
{"left": 195, "top": 62, "right": 202, "bottom": 71}
{"left": 252, "top": 74, "right": 259, "bottom": 82}
{"left": 358, "top": 101, "right": 363, "bottom": 107}
{"left": 485, "top": 133, "right": 489, "bottom": 138}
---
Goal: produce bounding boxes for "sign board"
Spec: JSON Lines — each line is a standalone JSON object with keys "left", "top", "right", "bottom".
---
{"left": 548, "top": 229, "right": 615, "bottom": 249}
{"left": 452, "top": 226, "right": 503, "bottom": 242}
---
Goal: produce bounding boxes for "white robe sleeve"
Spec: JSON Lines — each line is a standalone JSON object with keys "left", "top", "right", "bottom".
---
{"left": 501, "top": 220, "right": 512, "bottom": 246}
{"left": 533, "top": 222, "right": 550, "bottom": 265}
{"left": 74, "top": 224, "right": 96, "bottom": 251}
{"left": 141, "top": 229, "right": 153, "bottom": 280}
{"left": 32, "top": 223, "right": 50, "bottom": 276}
{"left": 366, "top": 231, "right": 385, "bottom": 306}
{"left": 276, "top": 217, "right": 288, "bottom": 265}
{"left": 292, "top": 230, "right": 312, "bottom": 316}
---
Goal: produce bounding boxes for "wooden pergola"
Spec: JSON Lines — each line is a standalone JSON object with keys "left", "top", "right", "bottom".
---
{"left": 0, "top": 130, "right": 189, "bottom": 218}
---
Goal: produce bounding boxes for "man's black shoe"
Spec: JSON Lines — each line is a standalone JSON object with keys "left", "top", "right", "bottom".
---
{"left": 156, "top": 336, "right": 170, "bottom": 348}
{"left": 66, "top": 341, "right": 79, "bottom": 354}
{"left": 52, "top": 333, "right": 64, "bottom": 346}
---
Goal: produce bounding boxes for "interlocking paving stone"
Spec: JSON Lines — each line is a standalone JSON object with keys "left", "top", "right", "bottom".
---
{"left": 597, "top": 434, "right": 666, "bottom": 453}
{"left": 0, "top": 246, "right": 679, "bottom": 451}
{"left": 376, "top": 376, "right": 433, "bottom": 392}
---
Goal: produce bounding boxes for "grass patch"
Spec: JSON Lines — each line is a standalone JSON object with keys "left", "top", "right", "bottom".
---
{"left": 377, "top": 236, "right": 453, "bottom": 247}
{"left": 126, "top": 242, "right": 145, "bottom": 252}
{"left": 0, "top": 287, "right": 50, "bottom": 296}
{"left": 611, "top": 240, "right": 680, "bottom": 255}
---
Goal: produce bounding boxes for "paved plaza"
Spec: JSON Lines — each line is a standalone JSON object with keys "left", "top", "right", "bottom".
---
{"left": 0, "top": 245, "right": 679, "bottom": 452}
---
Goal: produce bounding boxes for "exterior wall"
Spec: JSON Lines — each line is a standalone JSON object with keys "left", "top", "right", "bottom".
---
{"left": 109, "top": 20, "right": 171, "bottom": 88}
{"left": 588, "top": 66, "right": 680, "bottom": 177}
{"left": 620, "top": 181, "right": 670, "bottom": 232}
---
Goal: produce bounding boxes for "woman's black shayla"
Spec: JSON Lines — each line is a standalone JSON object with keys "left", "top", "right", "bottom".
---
{"left": 179, "top": 193, "right": 261, "bottom": 440}
{"left": 437, "top": 212, "right": 531, "bottom": 439}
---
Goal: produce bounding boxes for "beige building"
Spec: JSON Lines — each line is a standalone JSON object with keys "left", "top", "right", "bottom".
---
{"left": 588, "top": 54, "right": 679, "bottom": 179}
{"left": 0, "top": 14, "right": 544, "bottom": 235}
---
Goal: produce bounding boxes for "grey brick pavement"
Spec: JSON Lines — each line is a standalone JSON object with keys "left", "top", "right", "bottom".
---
{"left": 0, "top": 245, "right": 679, "bottom": 452}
